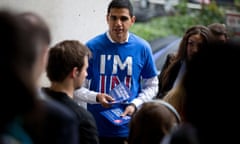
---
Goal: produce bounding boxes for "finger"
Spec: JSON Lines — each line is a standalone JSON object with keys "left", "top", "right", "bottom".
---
{"left": 101, "top": 99, "right": 112, "bottom": 108}
{"left": 120, "top": 109, "right": 129, "bottom": 117}
{"left": 105, "top": 95, "right": 114, "bottom": 102}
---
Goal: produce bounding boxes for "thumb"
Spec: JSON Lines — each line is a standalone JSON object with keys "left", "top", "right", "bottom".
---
{"left": 120, "top": 109, "right": 129, "bottom": 117}
{"left": 105, "top": 95, "right": 115, "bottom": 102}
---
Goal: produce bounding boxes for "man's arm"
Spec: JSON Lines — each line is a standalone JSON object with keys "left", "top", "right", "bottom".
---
{"left": 74, "top": 79, "right": 114, "bottom": 107}
{"left": 121, "top": 76, "right": 159, "bottom": 116}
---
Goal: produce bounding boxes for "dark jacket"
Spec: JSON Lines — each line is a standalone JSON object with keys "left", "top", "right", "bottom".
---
{"left": 24, "top": 97, "right": 80, "bottom": 144}
{"left": 42, "top": 88, "right": 99, "bottom": 144}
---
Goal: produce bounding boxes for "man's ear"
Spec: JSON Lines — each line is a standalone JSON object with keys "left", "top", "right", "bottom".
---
{"left": 72, "top": 67, "right": 79, "bottom": 77}
{"left": 106, "top": 14, "right": 110, "bottom": 24}
{"left": 131, "top": 16, "right": 136, "bottom": 25}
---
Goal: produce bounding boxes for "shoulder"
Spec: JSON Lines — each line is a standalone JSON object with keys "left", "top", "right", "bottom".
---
{"left": 129, "top": 33, "right": 151, "bottom": 47}
{"left": 86, "top": 32, "right": 108, "bottom": 48}
{"left": 77, "top": 106, "right": 95, "bottom": 121}
{"left": 41, "top": 98, "right": 77, "bottom": 122}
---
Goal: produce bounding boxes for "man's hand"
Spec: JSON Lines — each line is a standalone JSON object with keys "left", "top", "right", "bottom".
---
{"left": 96, "top": 93, "right": 114, "bottom": 108}
{"left": 121, "top": 103, "right": 137, "bottom": 117}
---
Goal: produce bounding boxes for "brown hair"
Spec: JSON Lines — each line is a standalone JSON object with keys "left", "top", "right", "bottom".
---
{"left": 47, "top": 40, "right": 91, "bottom": 82}
{"left": 157, "top": 25, "right": 213, "bottom": 98}
{"left": 128, "top": 100, "right": 180, "bottom": 144}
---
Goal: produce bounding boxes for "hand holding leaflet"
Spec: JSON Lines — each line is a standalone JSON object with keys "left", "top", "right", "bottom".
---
{"left": 100, "top": 82, "right": 132, "bottom": 125}
{"left": 100, "top": 108, "right": 131, "bottom": 126}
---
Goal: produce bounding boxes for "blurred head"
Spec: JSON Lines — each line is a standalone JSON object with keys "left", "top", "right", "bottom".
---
{"left": 128, "top": 100, "right": 181, "bottom": 144}
{"left": 0, "top": 10, "right": 42, "bottom": 131}
{"left": 17, "top": 12, "right": 51, "bottom": 83}
{"left": 106, "top": 0, "right": 135, "bottom": 43}
{"left": 46, "top": 40, "right": 91, "bottom": 89}
{"left": 183, "top": 40, "right": 240, "bottom": 143}
{"left": 161, "top": 123, "right": 199, "bottom": 144}
{"left": 208, "top": 23, "right": 228, "bottom": 43}
{"left": 176, "top": 25, "right": 213, "bottom": 61}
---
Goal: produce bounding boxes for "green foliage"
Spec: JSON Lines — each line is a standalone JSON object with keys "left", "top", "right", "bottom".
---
{"left": 130, "top": 1, "right": 226, "bottom": 41}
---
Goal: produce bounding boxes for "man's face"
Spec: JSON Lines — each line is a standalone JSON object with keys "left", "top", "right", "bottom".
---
{"left": 106, "top": 8, "right": 135, "bottom": 43}
{"left": 74, "top": 56, "right": 88, "bottom": 89}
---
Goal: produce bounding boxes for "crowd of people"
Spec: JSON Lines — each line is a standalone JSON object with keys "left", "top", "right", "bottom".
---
{"left": 0, "top": 0, "right": 238, "bottom": 144}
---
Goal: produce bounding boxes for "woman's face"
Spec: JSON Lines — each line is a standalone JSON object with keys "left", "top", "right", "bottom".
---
{"left": 187, "top": 34, "right": 203, "bottom": 61}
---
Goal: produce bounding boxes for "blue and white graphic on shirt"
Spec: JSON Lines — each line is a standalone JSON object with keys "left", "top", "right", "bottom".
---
{"left": 86, "top": 32, "right": 158, "bottom": 137}
{"left": 100, "top": 54, "right": 132, "bottom": 93}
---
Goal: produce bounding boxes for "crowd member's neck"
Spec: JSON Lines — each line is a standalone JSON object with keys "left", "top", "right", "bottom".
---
{"left": 50, "top": 82, "right": 74, "bottom": 99}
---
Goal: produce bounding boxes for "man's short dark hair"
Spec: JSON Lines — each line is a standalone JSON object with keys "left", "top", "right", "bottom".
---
{"left": 107, "top": 0, "right": 134, "bottom": 17}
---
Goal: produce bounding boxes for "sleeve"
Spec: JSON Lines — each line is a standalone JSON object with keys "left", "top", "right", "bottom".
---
{"left": 131, "top": 76, "right": 159, "bottom": 108}
{"left": 73, "top": 79, "right": 99, "bottom": 104}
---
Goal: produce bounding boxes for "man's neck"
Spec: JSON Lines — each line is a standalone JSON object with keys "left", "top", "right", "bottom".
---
{"left": 50, "top": 82, "right": 74, "bottom": 99}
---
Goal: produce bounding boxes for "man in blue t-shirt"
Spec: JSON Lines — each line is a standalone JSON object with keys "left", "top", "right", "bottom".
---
{"left": 74, "top": 0, "right": 158, "bottom": 143}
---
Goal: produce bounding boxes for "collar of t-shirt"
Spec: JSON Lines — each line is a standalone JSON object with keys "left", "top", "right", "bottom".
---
{"left": 106, "top": 31, "right": 129, "bottom": 44}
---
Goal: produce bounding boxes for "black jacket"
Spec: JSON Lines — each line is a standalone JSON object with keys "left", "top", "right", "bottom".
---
{"left": 42, "top": 88, "right": 99, "bottom": 144}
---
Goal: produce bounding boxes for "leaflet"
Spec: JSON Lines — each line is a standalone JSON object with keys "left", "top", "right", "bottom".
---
{"left": 109, "top": 82, "right": 131, "bottom": 104}
{"left": 100, "top": 108, "right": 131, "bottom": 126}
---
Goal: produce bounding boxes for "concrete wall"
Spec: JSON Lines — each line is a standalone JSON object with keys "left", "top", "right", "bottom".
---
{"left": 0, "top": 0, "right": 111, "bottom": 86}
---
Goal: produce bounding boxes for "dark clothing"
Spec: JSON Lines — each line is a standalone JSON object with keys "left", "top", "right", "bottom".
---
{"left": 156, "top": 54, "right": 182, "bottom": 99}
{"left": 99, "top": 137, "right": 127, "bottom": 144}
{"left": 39, "top": 99, "right": 79, "bottom": 144}
{"left": 25, "top": 97, "right": 79, "bottom": 144}
{"left": 42, "top": 88, "right": 99, "bottom": 144}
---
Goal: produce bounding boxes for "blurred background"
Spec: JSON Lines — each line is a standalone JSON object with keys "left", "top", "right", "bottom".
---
{"left": 129, "top": 0, "right": 240, "bottom": 71}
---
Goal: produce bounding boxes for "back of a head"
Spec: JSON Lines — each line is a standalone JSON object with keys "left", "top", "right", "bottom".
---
{"left": 47, "top": 40, "right": 91, "bottom": 82}
{"left": 128, "top": 100, "right": 181, "bottom": 144}
{"left": 0, "top": 10, "right": 37, "bottom": 132}
{"left": 183, "top": 40, "right": 240, "bottom": 143}
{"left": 0, "top": 10, "right": 20, "bottom": 70}
{"left": 107, "top": 0, "right": 134, "bottom": 16}
{"left": 208, "top": 23, "right": 227, "bottom": 36}
{"left": 17, "top": 12, "right": 51, "bottom": 68}
{"left": 161, "top": 123, "right": 199, "bottom": 144}
{"left": 208, "top": 23, "right": 228, "bottom": 42}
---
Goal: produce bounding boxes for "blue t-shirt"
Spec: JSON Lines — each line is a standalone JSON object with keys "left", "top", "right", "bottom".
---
{"left": 86, "top": 32, "right": 158, "bottom": 137}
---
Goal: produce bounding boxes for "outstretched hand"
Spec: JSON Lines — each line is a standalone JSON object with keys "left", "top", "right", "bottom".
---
{"left": 97, "top": 93, "right": 114, "bottom": 108}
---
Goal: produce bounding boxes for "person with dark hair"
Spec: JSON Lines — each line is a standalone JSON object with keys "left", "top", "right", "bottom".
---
{"left": 128, "top": 100, "right": 181, "bottom": 144}
{"left": 0, "top": 9, "right": 37, "bottom": 144}
{"left": 208, "top": 22, "right": 228, "bottom": 43}
{"left": 182, "top": 40, "right": 240, "bottom": 144}
{"left": 74, "top": 0, "right": 158, "bottom": 143}
{"left": 0, "top": 10, "right": 79, "bottom": 144}
{"left": 156, "top": 25, "right": 213, "bottom": 99}
{"left": 161, "top": 123, "right": 199, "bottom": 144}
{"left": 163, "top": 40, "right": 240, "bottom": 144}
{"left": 42, "top": 40, "right": 99, "bottom": 144}
{"left": 17, "top": 12, "right": 80, "bottom": 144}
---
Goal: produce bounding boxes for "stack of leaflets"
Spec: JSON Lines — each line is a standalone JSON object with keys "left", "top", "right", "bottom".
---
{"left": 101, "top": 82, "right": 132, "bottom": 125}
{"left": 100, "top": 108, "right": 131, "bottom": 126}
